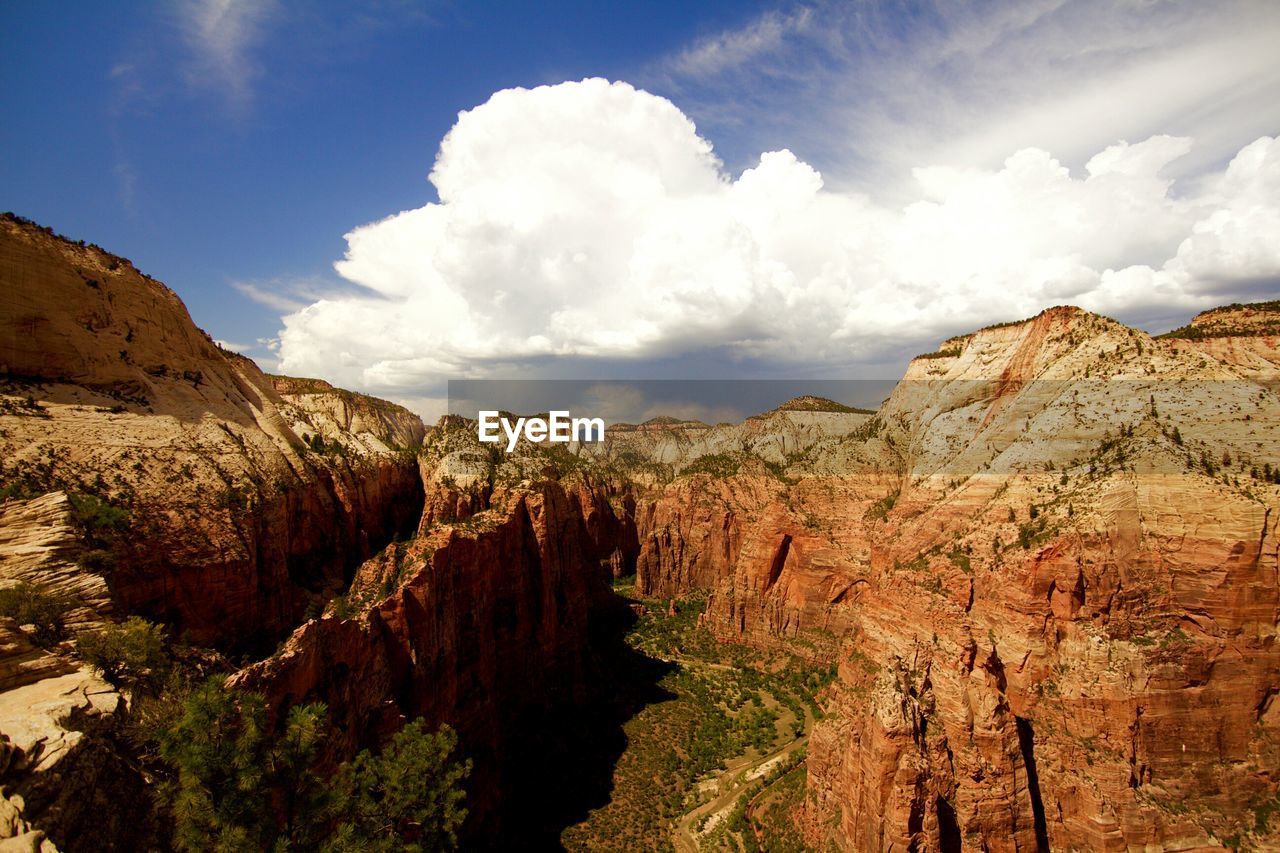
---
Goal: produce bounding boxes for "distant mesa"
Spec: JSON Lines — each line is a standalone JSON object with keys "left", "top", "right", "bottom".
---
{"left": 609, "top": 416, "right": 711, "bottom": 432}
{"left": 1157, "top": 300, "right": 1280, "bottom": 340}
{"left": 268, "top": 373, "right": 419, "bottom": 418}
{"left": 760, "top": 395, "right": 875, "bottom": 416}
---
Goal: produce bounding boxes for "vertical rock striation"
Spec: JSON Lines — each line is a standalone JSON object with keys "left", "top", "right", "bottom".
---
{"left": 231, "top": 480, "right": 625, "bottom": 843}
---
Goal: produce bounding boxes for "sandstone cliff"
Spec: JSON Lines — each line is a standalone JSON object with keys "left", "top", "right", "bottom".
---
{"left": 1159, "top": 301, "right": 1280, "bottom": 386}
{"left": 0, "top": 214, "right": 426, "bottom": 647}
{"left": 268, "top": 374, "right": 427, "bottom": 451}
{"left": 792, "top": 306, "right": 1280, "bottom": 851}
{"left": 610, "top": 304, "right": 1279, "bottom": 850}
{"left": 231, "top": 476, "right": 624, "bottom": 844}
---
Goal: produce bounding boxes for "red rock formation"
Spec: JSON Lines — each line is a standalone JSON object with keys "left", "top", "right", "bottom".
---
{"left": 231, "top": 481, "right": 618, "bottom": 839}
{"left": 618, "top": 304, "right": 1280, "bottom": 850}
{"left": 565, "top": 476, "right": 639, "bottom": 574}
{"left": 634, "top": 474, "right": 762, "bottom": 597}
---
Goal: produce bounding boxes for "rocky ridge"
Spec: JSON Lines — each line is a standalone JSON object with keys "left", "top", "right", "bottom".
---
{"left": 230, "top": 455, "right": 637, "bottom": 844}
{"left": 0, "top": 214, "right": 426, "bottom": 646}
{"left": 0, "top": 215, "right": 428, "bottom": 851}
{"left": 617, "top": 304, "right": 1280, "bottom": 850}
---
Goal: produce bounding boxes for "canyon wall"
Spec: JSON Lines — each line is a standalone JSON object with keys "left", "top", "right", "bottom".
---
{"left": 0, "top": 214, "right": 426, "bottom": 647}
{"left": 620, "top": 305, "right": 1280, "bottom": 850}
{"left": 231, "top": 473, "right": 629, "bottom": 844}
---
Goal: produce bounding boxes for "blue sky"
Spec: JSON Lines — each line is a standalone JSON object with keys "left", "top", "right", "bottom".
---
{"left": 2, "top": 1, "right": 777, "bottom": 350}
{"left": 3, "top": 2, "right": 1279, "bottom": 417}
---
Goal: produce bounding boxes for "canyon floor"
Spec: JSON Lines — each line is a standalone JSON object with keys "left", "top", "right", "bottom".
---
{"left": 561, "top": 582, "right": 830, "bottom": 851}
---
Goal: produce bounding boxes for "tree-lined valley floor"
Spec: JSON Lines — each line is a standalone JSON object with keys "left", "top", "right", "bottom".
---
{"left": 561, "top": 581, "right": 834, "bottom": 852}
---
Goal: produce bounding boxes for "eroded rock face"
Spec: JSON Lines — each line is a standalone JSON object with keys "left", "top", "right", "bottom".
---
{"left": 0, "top": 216, "right": 426, "bottom": 647}
{"left": 269, "top": 375, "right": 428, "bottom": 451}
{"left": 0, "top": 493, "right": 110, "bottom": 632}
{"left": 787, "top": 308, "right": 1280, "bottom": 851}
{"left": 613, "top": 305, "right": 1280, "bottom": 850}
{"left": 230, "top": 481, "right": 618, "bottom": 841}
{"left": 1162, "top": 302, "right": 1280, "bottom": 387}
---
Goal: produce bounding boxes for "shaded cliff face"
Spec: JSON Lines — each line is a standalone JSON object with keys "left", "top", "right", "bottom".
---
{"left": 230, "top": 479, "right": 635, "bottom": 844}
{"left": 0, "top": 215, "right": 426, "bottom": 648}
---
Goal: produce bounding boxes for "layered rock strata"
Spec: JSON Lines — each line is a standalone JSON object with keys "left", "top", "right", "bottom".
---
{"left": 0, "top": 215, "right": 426, "bottom": 647}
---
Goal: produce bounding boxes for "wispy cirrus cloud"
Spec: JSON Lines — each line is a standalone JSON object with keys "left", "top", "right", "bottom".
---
{"left": 647, "top": 0, "right": 1280, "bottom": 196}
{"left": 232, "top": 273, "right": 382, "bottom": 314}
{"left": 666, "top": 7, "right": 814, "bottom": 79}
{"left": 176, "top": 0, "right": 277, "bottom": 109}
{"left": 231, "top": 279, "right": 312, "bottom": 313}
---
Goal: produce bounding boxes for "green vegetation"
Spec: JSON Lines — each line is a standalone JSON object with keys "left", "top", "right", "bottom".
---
{"left": 562, "top": 592, "right": 833, "bottom": 850}
{"left": 0, "top": 394, "right": 52, "bottom": 419}
{"left": 541, "top": 442, "right": 587, "bottom": 477}
{"left": 0, "top": 481, "right": 41, "bottom": 501}
{"left": 327, "top": 719, "right": 472, "bottom": 852}
{"left": 761, "top": 458, "right": 797, "bottom": 485}
{"left": 0, "top": 581, "right": 72, "bottom": 647}
{"left": 914, "top": 347, "right": 962, "bottom": 360}
{"left": 77, "top": 616, "right": 169, "bottom": 688}
{"left": 67, "top": 491, "right": 131, "bottom": 543}
{"left": 1017, "top": 514, "right": 1056, "bottom": 550}
{"left": 975, "top": 317, "right": 1032, "bottom": 333}
{"left": 849, "top": 415, "right": 883, "bottom": 442}
{"left": 682, "top": 453, "right": 743, "bottom": 479}
{"left": 1254, "top": 795, "right": 1280, "bottom": 835}
{"left": 761, "top": 396, "right": 874, "bottom": 415}
{"left": 638, "top": 415, "right": 706, "bottom": 427}
{"left": 864, "top": 489, "right": 898, "bottom": 521}
{"left": 304, "top": 433, "right": 349, "bottom": 458}
{"left": 156, "top": 677, "right": 302, "bottom": 851}
{"left": 1156, "top": 301, "right": 1280, "bottom": 339}
{"left": 146, "top": 675, "right": 470, "bottom": 852}
{"left": 749, "top": 756, "right": 810, "bottom": 852}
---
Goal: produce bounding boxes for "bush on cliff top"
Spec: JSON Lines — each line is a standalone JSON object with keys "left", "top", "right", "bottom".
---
{"left": 77, "top": 616, "right": 169, "bottom": 688}
{"left": 0, "top": 581, "right": 72, "bottom": 647}
{"left": 151, "top": 675, "right": 471, "bottom": 852}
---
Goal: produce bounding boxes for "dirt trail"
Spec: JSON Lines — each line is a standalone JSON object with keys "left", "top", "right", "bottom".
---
{"left": 671, "top": 659, "right": 814, "bottom": 853}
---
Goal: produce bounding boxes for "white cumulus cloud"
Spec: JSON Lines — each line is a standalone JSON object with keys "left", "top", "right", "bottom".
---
{"left": 275, "top": 79, "right": 1280, "bottom": 397}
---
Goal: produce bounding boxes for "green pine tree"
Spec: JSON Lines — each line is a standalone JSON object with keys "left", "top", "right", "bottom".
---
{"left": 76, "top": 616, "right": 169, "bottom": 690}
{"left": 153, "top": 677, "right": 471, "bottom": 852}
{"left": 158, "top": 676, "right": 276, "bottom": 852}
{"left": 325, "top": 720, "right": 472, "bottom": 852}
